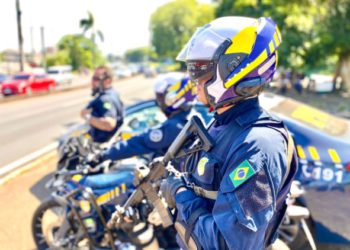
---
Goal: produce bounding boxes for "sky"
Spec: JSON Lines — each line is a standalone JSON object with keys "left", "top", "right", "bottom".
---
{"left": 0, "top": 0, "right": 173, "bottom": 56}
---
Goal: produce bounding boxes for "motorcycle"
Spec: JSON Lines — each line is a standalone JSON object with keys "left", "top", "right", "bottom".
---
{"left": 32, "top": 160, "right": 179, "bottom": 250}
{"left": 31, "top": 115, "right": 209, "bottom": 250}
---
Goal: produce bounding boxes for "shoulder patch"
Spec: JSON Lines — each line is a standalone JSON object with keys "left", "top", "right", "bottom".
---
{"left": 103, "top": 102, "right": 112, "bottom": 110}
{"left": 149, "top": 129, "right": 163, "bottom": 142}
{"left": 229, "top": 160, "right": 256, "bottom": 188}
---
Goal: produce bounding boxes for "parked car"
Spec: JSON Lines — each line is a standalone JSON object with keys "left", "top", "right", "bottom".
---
{"left": 307, "top": 74, "right": 341, "bottom": 93}
{"left": 1, "top": 73, "right": 56, "bottom": 96}
{"left": 47, "top": 65, "right": 73, "bottom": 85}
{"left": 114, "top": 66, "right": 132, "bottom": 79}
{"left": 0, "top": 74, "right": 8, "bottom": 83}
{"left": 143, "top": 67, "right": 157, "bottom": 78}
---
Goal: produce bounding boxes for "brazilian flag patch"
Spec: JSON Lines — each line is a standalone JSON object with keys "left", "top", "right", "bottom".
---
{"left": 103, "top": 102, "right": 112, "bottom": 110}
{"left": 229, "top": 160, "right": 256, "bottom": 188}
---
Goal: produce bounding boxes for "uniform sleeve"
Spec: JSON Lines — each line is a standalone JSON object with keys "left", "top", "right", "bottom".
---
{"left": 175, "top": 130, "right": 285, "bottom": 250}
{"left": 101, "top": 121, "right": 182, "bottom": 161}
{"left": 98, "top": 97, "right": 118, "bottom": 118}
{"left": 86, "top": 99, "right": 95, "bottom": 109}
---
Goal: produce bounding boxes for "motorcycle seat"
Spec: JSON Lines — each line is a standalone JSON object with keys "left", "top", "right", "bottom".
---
{"left": 80, "top": 170, "right": 134, "bottom": 190}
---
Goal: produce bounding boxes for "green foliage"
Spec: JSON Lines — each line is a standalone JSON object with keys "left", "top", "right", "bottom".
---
{"left": 150, "top": 0, "right": 215, "bottom": 59}
{"left": 46, "top": 50, "right": 70, "bottom": 67}
{"left": 215, "top": 0, "right": 350, "bottom": 81}
{"left": 57, "top": 34, "right": 105, "bottom": 70}
{"left": 79, "top": 11, "right": 105, "bottom": 68}
{"left": 216, "top": 0, "right": 319, "bottom": 70}
{"left": 125, "top": 47, "right": 157, "bottom": 62}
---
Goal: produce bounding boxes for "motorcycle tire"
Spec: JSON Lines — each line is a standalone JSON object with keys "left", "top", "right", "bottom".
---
{"left": 32, "top": 199, "right": 77, "bottom": 250}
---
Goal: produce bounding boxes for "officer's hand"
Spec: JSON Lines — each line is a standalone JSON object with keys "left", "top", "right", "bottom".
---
{"left": 123, "top": 206, "right": 140, "bottom": 224}
{"left": 160, "top": 175, "right": 186, "bottom": 209}
{"left": 81, "top": 108, "right": 91, "bottom": 119}
{"left": 85, "top": 153, "right": 103, "bottom": 170}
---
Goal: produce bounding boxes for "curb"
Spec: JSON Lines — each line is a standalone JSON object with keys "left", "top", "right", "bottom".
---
{"left": 0, "top": 142, "right": 58, "bottom": 186}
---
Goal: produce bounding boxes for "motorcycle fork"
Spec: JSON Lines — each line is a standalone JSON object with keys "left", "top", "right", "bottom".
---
{"left": 85, "top": 190, "right": 117, "bottom": 250}
{"left": 64, "top": 188, "right": 96, "bottom": 248}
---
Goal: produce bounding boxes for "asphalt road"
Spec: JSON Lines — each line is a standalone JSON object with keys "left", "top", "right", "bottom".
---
{"left": 0, "top": 75, "right": 154, "bottom": 168}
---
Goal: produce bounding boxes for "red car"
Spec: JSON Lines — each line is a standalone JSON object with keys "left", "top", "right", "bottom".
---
{"left": 1, "top": 73, "right": 56, "bottom": 96}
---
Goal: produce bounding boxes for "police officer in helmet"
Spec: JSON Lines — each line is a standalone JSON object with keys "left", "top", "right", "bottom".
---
{"left": 92, "top": 72, "right": 197, "bottom": 163}
{"left": 161, "top": 16, "right": 298, "bottom": 250}
{"left": 81, "top": 65, "right": 124, "bottom": 144}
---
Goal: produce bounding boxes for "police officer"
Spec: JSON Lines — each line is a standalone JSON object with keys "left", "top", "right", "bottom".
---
{"left": 161, "top": 17, "right": 298, "bottom": 250}
{"left": 81, "top": 65, "right": 124, "bottom": 144}
{"left": 94, "top": 72, "right": 197, "bottom": 163}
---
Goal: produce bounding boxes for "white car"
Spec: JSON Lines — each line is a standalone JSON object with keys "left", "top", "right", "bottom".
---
{"left": 114, "top": 67, "right": 132, "bottom": 79}
{"left": 307, "top": 74, "right": 340, "bottom": 93}
{"left": 48, "top": 65, "right": 73, "bottom": 85}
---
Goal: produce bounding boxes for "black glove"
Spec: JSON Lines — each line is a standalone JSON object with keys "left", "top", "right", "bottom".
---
{"left": 160, "top": 175, "right": 186, "bottom": 208}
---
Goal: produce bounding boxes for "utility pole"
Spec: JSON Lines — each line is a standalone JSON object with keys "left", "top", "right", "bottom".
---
{"left": 30, "top": 26, "right": 35, "bottom": 62}
{"left": 16, "top": 0, "right": 25, "bottom": 72}
{"left": 40, "top": 26, "right": 47, "bottom": 71}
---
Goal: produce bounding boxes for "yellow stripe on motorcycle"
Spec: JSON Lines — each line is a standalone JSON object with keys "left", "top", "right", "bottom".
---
{"left": 121, "top": 183, "right": 126, "bottom": 193}
{"left": 328, "top": 149, "right": 341, "bottom": 164}
{"left": 296, "top": 145, "right": 306, "bottom": 159}
{"left": 308, "top": 146, "right": 320, "bottom": 161}
{"left": 72, "top": 174, "right": 83, "bottom": 182}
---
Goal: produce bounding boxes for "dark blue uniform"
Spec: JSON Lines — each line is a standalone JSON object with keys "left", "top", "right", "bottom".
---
{"left": 101, "top": 110, "right": 191, "bottom": 161}
{"left": 175, "top": 98, "right": 298, "bottom": 249}
{"left": 87, "top": 88, "right": 124, "bottom": 143}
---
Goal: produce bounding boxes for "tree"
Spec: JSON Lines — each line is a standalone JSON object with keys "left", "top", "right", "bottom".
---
{"left": 57, "top": 34, "right": 105, "bottom": 70}
{"left": 79, "top": 11, "right": 104, "bottom": 68}
{"left": 125, "top": 47, "right": 157, "bottom": 63}
{"left": 311, "top": 0, "right": 350, "bottom": 90}
{"left": 150, "top": 0, "right": 215, "bottom": 59}
{"left": 16, "top": 0, "right": 24, "bottom": 71}
{"left": 46, "top": 50, "right": 70, "bottom": 67}
{"left": 216, "top": 0, "right": 319, "bottom": 71}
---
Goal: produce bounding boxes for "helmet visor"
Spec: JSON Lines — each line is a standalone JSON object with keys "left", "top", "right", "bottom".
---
{"left": 176, "top": 26, "right": 228, "bottom": 62}
{"left": 186, "top": 60, "right": 215, "bottom": 83}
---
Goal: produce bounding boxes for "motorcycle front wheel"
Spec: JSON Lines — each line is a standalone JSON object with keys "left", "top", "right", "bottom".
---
{"left": 32, "top": 199, "right": 90, "bottom": 250}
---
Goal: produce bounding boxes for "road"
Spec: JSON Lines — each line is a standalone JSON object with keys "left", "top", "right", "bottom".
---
{"left": 0, "top": 76, "right": 154, "bottom": 168}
